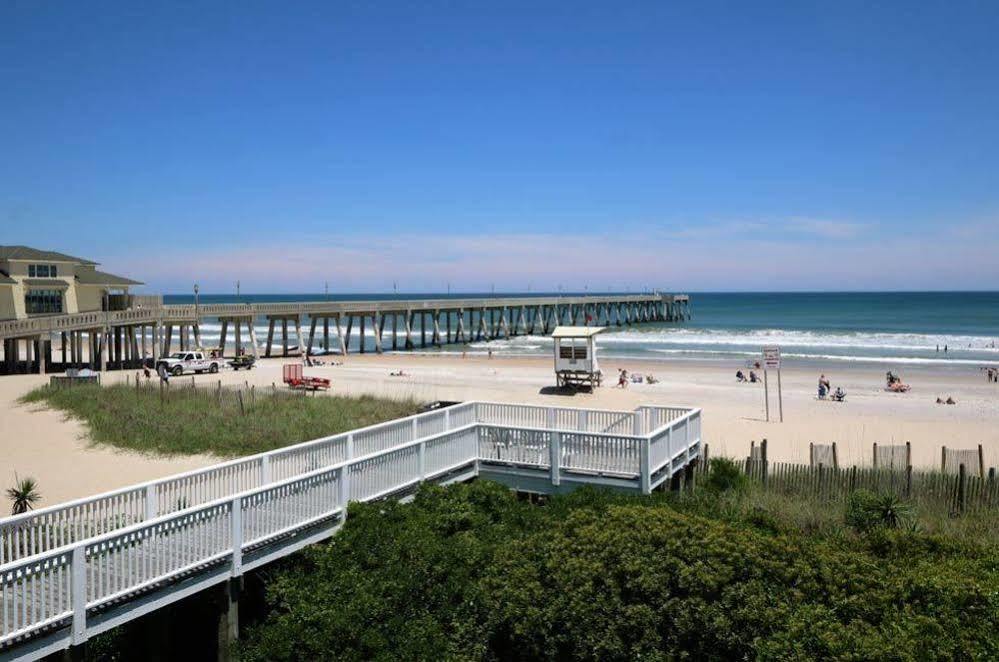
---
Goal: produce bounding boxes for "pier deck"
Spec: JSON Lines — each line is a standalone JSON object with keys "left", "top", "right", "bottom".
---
{"left": 0, "top": 294, "right": 689, "bottom": 374}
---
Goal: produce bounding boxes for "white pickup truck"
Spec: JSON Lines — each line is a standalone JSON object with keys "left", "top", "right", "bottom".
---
{"left": 156, "top": 351, "right": 221, "bottom": 376}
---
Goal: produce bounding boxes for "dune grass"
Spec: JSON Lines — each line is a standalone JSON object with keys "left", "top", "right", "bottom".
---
{"left": 20, "top": 383, "right": 423, "bottom": 458}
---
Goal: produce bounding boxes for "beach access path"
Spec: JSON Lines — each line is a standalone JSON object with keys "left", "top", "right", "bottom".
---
{"left": 2, "top": 353, "right": 998, "bottom": 508}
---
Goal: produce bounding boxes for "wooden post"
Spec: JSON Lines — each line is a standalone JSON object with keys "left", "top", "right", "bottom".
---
{"left": 373, "top": 314, "right": 383, "bottom": 353}
{"left": 777, "top": 367, "right": 783, "bottom": 423}
{"left": 763, "top": 368, "right": 770, "bottom": 422}
{"left": 293, "top": 316, "right": 305, "bottom": 356}
{"left": 281, "top": 318, "right": 289, "bottom": 356}
{"left": 307, "top": 317, "right": 317, "bottom": 356}
{"left": 978, "top": 444, "right": 985, "bottom": 480}
{"left": 218, "top": 320, "right": 228, "bottom": 357}
{"left": 359, "top": 314, "right": 366, "bottom": 353}
{"left": 958, "top": 463, "right": 967, "bottom": 514}
{"left": 761, "top": 438, "right": 768, "bottom": 485}
{"left": 247, "top": 318, "right": 260, "bottom": 359}
{"left": 832, "top": 442, "right": 838, "bottom": 469}
{"left": 265, "top": 318, "right": 275, "bottom": 357}
{"left": 336, "top": 314, "right": 347, "bottom": 355}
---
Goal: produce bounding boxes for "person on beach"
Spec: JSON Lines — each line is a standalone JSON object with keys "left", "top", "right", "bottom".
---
{"left": 617, "top": 369, "right": 628, "bottom": 388}
{"left": 749, "top": 370, "right": 759, "bottom": 383}
{"left": 832, "top": 387, "right": 846, "bottom": 402}
{"left": 736, "top": 370, "right": 746, "bottom": 382}
{"left": 818, "top": 374, "right": 831, "bottom": 398}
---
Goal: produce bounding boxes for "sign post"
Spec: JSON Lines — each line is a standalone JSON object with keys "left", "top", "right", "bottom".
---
{"left": 762, "top": 346, "right": 782, "bottom": 423}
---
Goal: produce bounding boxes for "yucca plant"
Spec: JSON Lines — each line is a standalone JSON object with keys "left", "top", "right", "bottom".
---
{"left": 7, "top": 474, "right": 42, "bottom": 515}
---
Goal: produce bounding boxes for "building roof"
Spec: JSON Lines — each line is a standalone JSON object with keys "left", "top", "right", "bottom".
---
{"left": 0, "top": 271, "right": 15, "bottom": 285}
{"left": 551, "top": 326, "right": 607, "bottom": 338}
{"left": 23, "top": 278, "right": 70, "bottom": 288}
{"left": 0, "top": 245, "right": 97, "bottom": 265}
{"left": 75, "top": 269, "right": 143, "bottom": 286}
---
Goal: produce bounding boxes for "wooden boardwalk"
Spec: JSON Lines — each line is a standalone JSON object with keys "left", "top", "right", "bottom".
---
{"left": 1, "top": 402, "right": 702, "bottom": 661}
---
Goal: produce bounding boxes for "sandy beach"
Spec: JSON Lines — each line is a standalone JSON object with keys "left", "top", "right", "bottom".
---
{"left": 2, "top": 353, "right": 998, "bottom": 508}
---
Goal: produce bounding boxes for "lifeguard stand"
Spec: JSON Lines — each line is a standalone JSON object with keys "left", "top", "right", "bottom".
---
{"left": 551, "top": 326, "right": 605, "bottom": 389}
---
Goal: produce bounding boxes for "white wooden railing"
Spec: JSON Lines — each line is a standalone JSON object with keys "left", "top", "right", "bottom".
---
{"left": 0, "top": 402, "right": 700, "bottom": 655}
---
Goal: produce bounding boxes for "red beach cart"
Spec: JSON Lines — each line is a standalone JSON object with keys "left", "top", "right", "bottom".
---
{"left": 283, "top": 364, "right": 331, "bottom": 391}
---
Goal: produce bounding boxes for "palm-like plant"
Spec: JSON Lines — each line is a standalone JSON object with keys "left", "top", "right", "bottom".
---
{"left": 7, "top": 474, "right": 42, "bottom": 515}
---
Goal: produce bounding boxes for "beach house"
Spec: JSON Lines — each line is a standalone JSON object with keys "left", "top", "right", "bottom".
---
{"left": 0, "top": 246, "right": 143, "bottom": 320}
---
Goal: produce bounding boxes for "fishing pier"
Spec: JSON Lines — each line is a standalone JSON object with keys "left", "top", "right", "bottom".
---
{"left": 0, "top": 293, "right": 689, "bottom": 374}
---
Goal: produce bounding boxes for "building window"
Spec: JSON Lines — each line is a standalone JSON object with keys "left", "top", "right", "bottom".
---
{"left": 28, "top": 264, "right": 58, "bottom": 278}
{"left": 25, "top": 289, "right": 64, "bottom": 314}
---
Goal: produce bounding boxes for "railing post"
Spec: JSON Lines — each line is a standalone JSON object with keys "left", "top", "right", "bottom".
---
{"left": 550, "top": 431, "right": 561, "bottom": 487}
{"left": 546, "top": 407, "right": 555, "bottom": 429}
{"left": 346, "top": 433, "right": 354, "bottom": 460}
{"left": 230, "top": 497, "right": 243, "bottom": 577}
{"left": 418, "top": 440, "right": 426, "bottom": 480}
{"left": 577, "top": 410, "right": 587, "bottom": 431}
{"left": 71, "top": 543, "right": 87, "bottom": 644}
{"left": 144, "top": 484, "right": 159, "bottom": 520}
{"left": 640, "top": 438, "right": 651, "bottom": 494}
{"left": 338, "top": 465, "right": 350, "bottom": 519}
{"left": 412, "top": 417, "right": 419, "bottom": 441}
{"left": 633, "top": 412, "right": 642, "bottom": 435}
{"left": 444, "top": 408, "right": 451, "bottom": 431}
{"left": 260, "top": 455, "right": 272, "bottom": 484}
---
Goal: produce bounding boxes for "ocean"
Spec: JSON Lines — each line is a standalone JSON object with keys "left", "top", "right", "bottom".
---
{"left": 164, "top": 292, "right": 999, "bottom": 368}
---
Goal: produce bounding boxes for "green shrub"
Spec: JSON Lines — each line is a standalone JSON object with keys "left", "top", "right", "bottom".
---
{"left": 239, "top": 481, "right": 999, "bottom": 661}
{"left": 704, "top": 457, "right": 747, "bottom": 493}
{"left": 846, "top": 489, "right": 915, "bottom": 533}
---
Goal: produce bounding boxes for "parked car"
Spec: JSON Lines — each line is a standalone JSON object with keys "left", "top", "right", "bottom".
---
{"left": 156, "top": 351, "right": 221, "bottom": 376}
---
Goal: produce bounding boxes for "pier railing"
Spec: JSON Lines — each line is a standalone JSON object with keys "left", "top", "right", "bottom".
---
{"left": 0, "top": 402, "right": 700, "bottom": 654}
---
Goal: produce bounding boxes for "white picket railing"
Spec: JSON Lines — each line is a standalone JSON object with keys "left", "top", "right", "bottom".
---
{"left": 0, "top": 403, "right": 476, "bottom": 566}
{"left": 0, "top": 402, "right": 700, "bottom": 655}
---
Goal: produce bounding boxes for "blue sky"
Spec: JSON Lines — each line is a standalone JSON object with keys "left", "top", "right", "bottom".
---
{"left": 2, "top": 1, "right": 997, "bottom": 293}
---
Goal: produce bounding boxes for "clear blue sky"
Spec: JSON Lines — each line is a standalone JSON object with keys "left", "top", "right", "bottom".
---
{"left": 2, "top": 1, "right": 997, "bottom": 293}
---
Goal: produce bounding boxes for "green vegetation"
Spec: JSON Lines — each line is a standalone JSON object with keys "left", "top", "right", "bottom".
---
{"left": 6, "top": 474, "right": 41, "bottom": 515}
{"left": 20, "top": 383, "right": 422, "bottom": 457}
{"left": 239, "top": 475, "right": 999, "bottom": 661}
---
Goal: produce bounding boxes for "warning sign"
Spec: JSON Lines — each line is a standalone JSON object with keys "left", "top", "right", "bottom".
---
{"left": 762, "top": 345, "right": 781, "bottom": 370}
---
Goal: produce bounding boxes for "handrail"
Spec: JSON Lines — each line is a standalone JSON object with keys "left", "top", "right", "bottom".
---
{"left": 0, "top": 293, "right": 685, "bottom": 338}
{"left": 0, "top": 402, "right": 697, "bottom": 565}
{"left": 0, "top": 403, "right": 701, "bottom": 652}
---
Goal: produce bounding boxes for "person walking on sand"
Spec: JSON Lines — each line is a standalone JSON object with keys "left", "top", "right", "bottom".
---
{"left": 617, "top": 369, "right": 629, "bottom": 388}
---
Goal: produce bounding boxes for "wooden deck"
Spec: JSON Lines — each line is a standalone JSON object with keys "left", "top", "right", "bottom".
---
{"left": 1, "top": 402, "right": 702, "bottom": 661}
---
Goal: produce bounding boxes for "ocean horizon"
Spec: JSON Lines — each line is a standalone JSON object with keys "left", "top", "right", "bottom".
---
{"left": 162, "top": 291, "right": 999, "bottom": 368}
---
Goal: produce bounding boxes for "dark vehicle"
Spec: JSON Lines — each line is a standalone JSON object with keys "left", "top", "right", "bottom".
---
{"left": 228, "top": 355, "right": 256, "bottom": 371}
